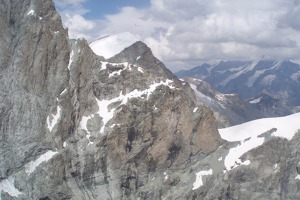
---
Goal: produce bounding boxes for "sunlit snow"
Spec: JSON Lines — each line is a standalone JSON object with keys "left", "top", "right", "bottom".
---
{"left": 249, "top": 97, "right": 261, "bottom": 104}
{"left": 80, "top": 80, "right": 175, "bottom": 135}
{"left": 219, "top": 113, "right": 300, "bottom": 170}
{"left": 192, "top": 169, "right": 213, "bottom": 190}
{"left": 137, "top": 67, "right": 144, "bottom": 74}
{"left": 67, "top": 50, "right": 74, "bottom": 70}
{"left": 0, "top": 177, "right": 22, "bottom": 198}
{"left": 90, "top": 32, "right": 140, "bottom": 58}
{"left": 47, "top": 105, "right": 61, "bottom": 132}
{"left": 25, "top": 150, "right": 58, "bottom": 175}
{"left": 27, "top": 9, "right": 35, "bottom": 16}
{"left": 79, "top": 115, "right": 94, "bottom": 145}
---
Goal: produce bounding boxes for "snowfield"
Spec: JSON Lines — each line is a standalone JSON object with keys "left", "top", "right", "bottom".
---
{"left": 219, "top": 112, "right": 300, "bottom": 170}
{"left": 89, "top": 32, "right": 140, "bottom": 59}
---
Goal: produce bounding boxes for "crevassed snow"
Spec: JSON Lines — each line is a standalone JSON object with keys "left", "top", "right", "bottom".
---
{"left": 90, "top": 32, "right": 140, "bottom": 58}
{"left": 249, "top": 97, "right": 261, "bottom": 104}
{"left": 67, "top": 50, "right": 74, "bottom": 70}
{"left": 192, "top": 169, "right": 213, "bottom": 190}
{"left": 219, "top": 112, "right": 300, "bottom": 170}
{"left": 47, "top": 105, "right": 61, "bottom": 132}
{"left": 81, "top": 80, "right": 175, "bottom": 134}
{"left": 25, "top": 150, "right": 58, "bottom": 175}
{"left": 27, "top": 9, "right": 35, "bottom": 16}
{"left": 0, "top": 177, "right": 22, "bottom": 198}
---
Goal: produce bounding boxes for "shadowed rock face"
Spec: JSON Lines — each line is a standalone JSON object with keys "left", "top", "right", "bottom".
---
{"left": 0, "top": 0, "right": 223, "bottom": 199}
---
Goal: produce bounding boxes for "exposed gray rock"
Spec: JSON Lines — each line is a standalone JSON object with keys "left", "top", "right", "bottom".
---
{"left": 1, "top": 1, "right": 300, "bottom": 200}
{"left": 0, "top": 0, "right": 223, "bottom": 199}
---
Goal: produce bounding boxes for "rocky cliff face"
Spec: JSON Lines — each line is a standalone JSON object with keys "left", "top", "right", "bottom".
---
{"left": 1, "top": 1, "right": 300, "bottom": 200}
{"left": 0, "top": 0, "right": 223, "bottom": 199}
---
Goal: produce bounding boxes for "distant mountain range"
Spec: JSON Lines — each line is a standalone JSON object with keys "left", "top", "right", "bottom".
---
{"left": 176, "top": 60, "right": 300, "bottom": 106}
{"left": 184, "top": 78, "right": 295, "bottom": 127}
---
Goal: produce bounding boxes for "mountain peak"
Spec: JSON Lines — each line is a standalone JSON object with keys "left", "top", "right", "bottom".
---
{"left": 89, "top": 32, "right": 140, "bottom": 59}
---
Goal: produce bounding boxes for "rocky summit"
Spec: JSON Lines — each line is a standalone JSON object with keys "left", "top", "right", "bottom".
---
{"left": 1, "top": 0, "right": 300, "bottom": 200}
{"left": 0, "top": 0, "right": 223, "bottom": 199}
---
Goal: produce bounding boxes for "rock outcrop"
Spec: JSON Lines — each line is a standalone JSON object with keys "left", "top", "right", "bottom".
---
{"left": 0, "top": 0, "right": 223, "bottom": 199}
{"left": 1, "top": 1, "right": 300, "bottom": 200}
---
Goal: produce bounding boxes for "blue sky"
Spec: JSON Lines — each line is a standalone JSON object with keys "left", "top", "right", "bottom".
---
{"left": 81, "top": 0, "right": 150, "bottom": 20}
{"left": 54, "top": 0, "right": 150, "bottom": 20}
{"left": 54, "top": 0, "right": 300, "bottom": 71}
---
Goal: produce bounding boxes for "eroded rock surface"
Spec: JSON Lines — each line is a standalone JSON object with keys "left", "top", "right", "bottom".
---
{"left": 0, "top": 0, "right": 223, "bottom": 199}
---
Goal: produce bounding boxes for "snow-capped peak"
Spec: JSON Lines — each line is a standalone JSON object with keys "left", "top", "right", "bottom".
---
{"left": 89, "top": 32, "right": 141, "bottom": 59}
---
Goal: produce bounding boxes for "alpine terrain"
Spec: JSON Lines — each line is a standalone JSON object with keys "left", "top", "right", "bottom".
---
{"left": 176, "top": 60, "right": 300, "bottom": 106}
{"left": 183, "top": 78, "right": 295, "bottom": 127}
{"left": 1, "top": 0, "right": 300, "bottom": 200}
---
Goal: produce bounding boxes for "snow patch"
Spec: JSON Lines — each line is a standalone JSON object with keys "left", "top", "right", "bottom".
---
{"left": 291, "top": 71, "right": 300, "bottom": 81}
{"left": 249, "top": 97, "right": 261, "bottom": 104}
{"left": 67, "top": 50, "right": 74, "bottom": 70}
{"left": 81, "top": 80, "right": 175, "bottom": 135}
{"left": 296, "top": 175, "right": 300, "bottom": 180}
{"left": 216, "top": 94, "right": 227, "bottom": 101}
{"left": 63, "top": 141, "right": 67, "bottom": 148}
{"left": 192, "top": 169, "right": 213, "bottom": 190}
{"left": 79, "top": 115, "right": 94, "bottom": 145}
{"left": 27, "top": 9, "right": 35, "bottom": 16}
{"left": 0, "top": 177, "right": 22, "bottom": 198}
{"left": 193, "top": 107, "right": 198, "bottom": 113}
{"left": 25, "top": 150, "right": 58, "bottom": 175}
{"left": 218, "top": 157, "right": 223, "bottom": 161}
{"left": 274, "top": 163, "right": 279, "bottom": 173}
{"left": 47, "top": 105, "right": 61, "bottom": 132}
{"left": 261, "top": 75, "right": 276, "bottom": 85}
{"left": 137, "top": 67, "right": 144, "bottom": 74}
{"left": 219, "top": 113, "right": 300, "bottom": 170}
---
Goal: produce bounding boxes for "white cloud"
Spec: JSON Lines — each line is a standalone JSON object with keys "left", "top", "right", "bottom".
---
{"left": 63, "top": 14, "right": 96, "bottom": 40}
{"left": 55, "top": 0, "right": 300, "bottom": 71}
{"left": 54, "top": 0, "right": 86, "bottom": 8}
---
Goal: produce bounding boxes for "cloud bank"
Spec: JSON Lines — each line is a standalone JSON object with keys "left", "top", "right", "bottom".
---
{"left": 54, "top": 0, "right": 300, "bottom": 72}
